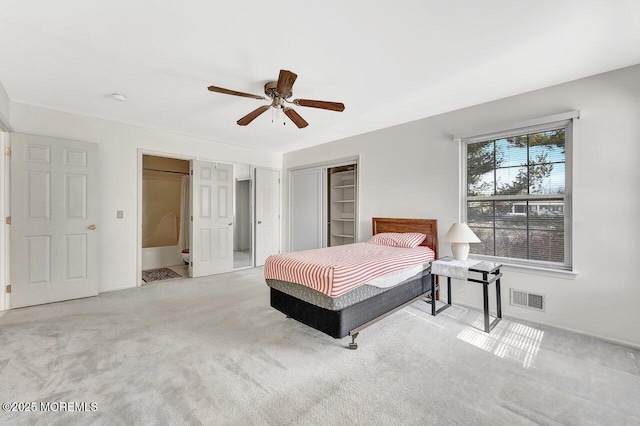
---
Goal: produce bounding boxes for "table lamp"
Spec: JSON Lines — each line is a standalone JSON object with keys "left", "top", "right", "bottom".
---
{"left": 442, "top": 223, "right": 480, "bottom": 260}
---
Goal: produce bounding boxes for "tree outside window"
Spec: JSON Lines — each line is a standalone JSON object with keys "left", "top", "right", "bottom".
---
{"left": 465, "top": 127, "right": 568, "bottom": 266}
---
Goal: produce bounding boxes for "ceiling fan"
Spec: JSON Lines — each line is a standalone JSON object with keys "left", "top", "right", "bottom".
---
{"left": 207, "top": 69, "right": 345, "bottom": 128}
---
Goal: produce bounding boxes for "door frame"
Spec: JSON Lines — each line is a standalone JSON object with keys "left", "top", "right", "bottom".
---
{"left": 0, "top": 112, "right": 13, "bottom": 311}
{"left": 0, "top": 131, "right": 10, "bottom": 312}
{"left": 137, "top": 149, "right": 195, "bottom": 286}
{"left": 286, "top": 156, "right": 359, "bottom": 252}
{"left": 234, "top": 175, "right": 254, "bottom": 270}
{"left": 136, "top": 149, "right": 261, "bottom": 284}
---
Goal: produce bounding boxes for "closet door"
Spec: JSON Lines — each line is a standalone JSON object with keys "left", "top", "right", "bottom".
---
{"left": 254, "top": 168, "right": 280, "bottom": 266}
{"left": 289, "top": 168, "right": 324, "bottom": 252}
{"left": 190, "top": 160, "right": 233, "bottom": 277}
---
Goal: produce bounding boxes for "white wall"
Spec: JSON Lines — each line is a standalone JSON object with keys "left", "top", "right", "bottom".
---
{"left": 283, "top": 64, "right": 640, "bottom": 348}
{"left": 10, "top": 103, "right": 281, "bottom": 293}
{"left": 0, "top": 80, "right": 10, "bottom": 129}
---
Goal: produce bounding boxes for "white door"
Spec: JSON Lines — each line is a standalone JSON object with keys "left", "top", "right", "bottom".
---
{"left": 289, "top": 168, "right": 324, "bottom": 252}
{"left": 10, "top": 133, "right": 99, "bottom": 308}
{"left": 190, "top": 160, "right": 233, "bottom": 277}
{"left": 255, "top": 168, "right": 280, "bottom": 266}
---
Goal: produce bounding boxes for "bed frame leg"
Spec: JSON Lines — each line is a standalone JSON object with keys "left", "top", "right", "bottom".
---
{"left": 348, "top": 332, "right": 359, "bottom": 350}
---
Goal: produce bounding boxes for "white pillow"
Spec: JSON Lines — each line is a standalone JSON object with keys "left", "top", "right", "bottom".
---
{"left": 367, "top": 232, "right": 426, "bottom": 248}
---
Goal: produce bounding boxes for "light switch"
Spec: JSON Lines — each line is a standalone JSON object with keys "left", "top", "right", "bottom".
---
{"left": 117, "top": 210, "right": 124, "bottom": 219}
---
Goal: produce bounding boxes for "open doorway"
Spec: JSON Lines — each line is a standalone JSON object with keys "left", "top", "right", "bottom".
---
{"left": 234, "top": 169, "right": 253, "bottom": 269}
{"left": 141, "top": 155, "right": 190, "bottom": 283}
{"left": 139, "top": 154, "right": 256, "bottom": 284}
{"left": 233, "top": 179, "right": 252, "bottom": 269}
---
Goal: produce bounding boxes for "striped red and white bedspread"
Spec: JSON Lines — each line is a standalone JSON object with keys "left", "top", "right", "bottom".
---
{"left": 264, "top": 243, "right": 435, "bottom": 297}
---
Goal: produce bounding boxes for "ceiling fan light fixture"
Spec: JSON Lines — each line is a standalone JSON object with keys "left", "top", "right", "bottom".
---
{"left": 208, "top": 69, "right": 344, "bottom": 128}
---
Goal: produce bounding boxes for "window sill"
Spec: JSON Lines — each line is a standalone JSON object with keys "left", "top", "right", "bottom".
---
{"left": 467, "top": 256, "right": 578, "bottom": 280}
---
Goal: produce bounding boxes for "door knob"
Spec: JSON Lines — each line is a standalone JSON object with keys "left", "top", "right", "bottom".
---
{"left": 88, "top": 224, "right": 97, "bottom": 230}
{"left": 257, "top": 221, "right": 262, "bottom": 224}
{"left": 228, "top": 222, "right": 233, "bottom": 226}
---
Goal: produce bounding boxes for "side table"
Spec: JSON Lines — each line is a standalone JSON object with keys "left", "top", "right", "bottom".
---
{"left": 430, "top": 258, "right": 503, "bottom": 333}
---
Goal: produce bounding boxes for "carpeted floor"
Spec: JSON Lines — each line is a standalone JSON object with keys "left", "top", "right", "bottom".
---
{"left": 1, "top": 267, "right": 639, "bottom": 425}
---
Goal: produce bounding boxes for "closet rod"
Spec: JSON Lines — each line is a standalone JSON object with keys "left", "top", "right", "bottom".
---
{"left": 143, "top": 168, "right": 189, "bottom": 175}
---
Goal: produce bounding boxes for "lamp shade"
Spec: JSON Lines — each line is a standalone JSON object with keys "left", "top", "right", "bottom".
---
{"left": 442, "top": 223, "right": 480, "bottom": 243}
{"left": 442, "top": 223, "right": 480, "bottom": 260}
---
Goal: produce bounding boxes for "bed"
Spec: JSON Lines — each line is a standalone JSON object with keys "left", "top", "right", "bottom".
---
{"left": 265, "top": 217, "right": 438, "bottom": 349}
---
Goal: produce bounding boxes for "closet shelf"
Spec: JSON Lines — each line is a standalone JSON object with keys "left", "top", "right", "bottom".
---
{"left": 328, "top": 163, "right": 358, "bottom": 248}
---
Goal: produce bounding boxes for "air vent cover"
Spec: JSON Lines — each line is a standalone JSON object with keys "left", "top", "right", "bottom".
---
{"left": 510, "top": 289, "right": 545, "bottom": 311}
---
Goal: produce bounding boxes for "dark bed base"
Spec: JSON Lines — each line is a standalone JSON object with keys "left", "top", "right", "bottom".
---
{"left": 270, "top": 272, "right": 434, "bottom": 348}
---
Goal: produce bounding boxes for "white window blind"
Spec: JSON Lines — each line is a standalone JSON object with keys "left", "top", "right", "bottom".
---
{"left": 462, "top": 118, "right": 573, "bottom": 270}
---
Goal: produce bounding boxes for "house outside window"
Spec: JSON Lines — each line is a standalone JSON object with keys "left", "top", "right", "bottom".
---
{"left": 460, "top": 115, "right": 574, "bottom": 270}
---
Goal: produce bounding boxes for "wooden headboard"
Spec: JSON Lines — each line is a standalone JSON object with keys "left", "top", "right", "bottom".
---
{"left": 372, "top": 217, "right": 438, "bottom": 259}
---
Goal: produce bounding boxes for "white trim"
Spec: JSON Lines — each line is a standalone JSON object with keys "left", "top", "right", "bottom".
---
{"left": 465, "top": 251, "right": 577, "bottom": 277}
{"left": 459, "top": 115, "right": 575, "bottom": 271}
{"left": 234, "top": 173, "right": 254, "bottom": 268}
{"left": 287, "top": 155, "right": 359, "bottom": 172}
{"left": 498, "top": 261, "right": 577, "bottom": 279}
{"left": 137, "top": 149, "right": 196, "bottom": 287}
{"left": 564, "top": 122, "right": 574, "bottom": 273}
{"left": 287, "top": 156, "right": 360, "bottom": 251}
{"left": 137, "top": 150, "right": 266, "bottom": 283}
{"left": 457, "top": 139, "right": 464, "bottom": 221}
{"left": 0, "top": 132, "right": 7, "bottom": 310}
{"left": 0, "top": 100, "right": 13, "bottom": 306}
{"left": 452, "top": 110, "right": 580, "bottom": 142}
{"left": 459, "top": 140, "right": 467, "bottom": 231}
{"left": 321, "top": 170, "right": 328, "bottom": 248}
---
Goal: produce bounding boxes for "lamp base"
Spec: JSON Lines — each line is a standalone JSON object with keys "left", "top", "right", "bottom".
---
{"left": 451, "top": 242, "right": 470, "bottom": 260}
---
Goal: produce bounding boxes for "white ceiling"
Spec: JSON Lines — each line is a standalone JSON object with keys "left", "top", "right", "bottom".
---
{"left": 1, "top": 1, "right": 639, "bottom": 153}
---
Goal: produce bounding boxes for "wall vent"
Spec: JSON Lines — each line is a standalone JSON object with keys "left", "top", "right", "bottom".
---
{"left": 510, "top": 289, "right": 545, "bottom": 312}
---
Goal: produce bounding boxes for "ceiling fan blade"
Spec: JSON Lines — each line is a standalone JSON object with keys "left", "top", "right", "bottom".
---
{"left": 284, "top": 107, "right": 309, "bottom": 128}
{"left": 276, "top": 70, "right": 297, "bottom": 97}
{"left": 293, "top": 99, "right": 345, "bottom": 112}
{"left": 208, "top": 85, "right": 266, "bottom": 100}
{"left": 237, "top": 105, "right": 270, "bottom": 126}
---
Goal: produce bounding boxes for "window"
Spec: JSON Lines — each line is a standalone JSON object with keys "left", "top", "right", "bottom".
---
{"left": 461, "top": 117, "right": 573, "bottom": 270}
